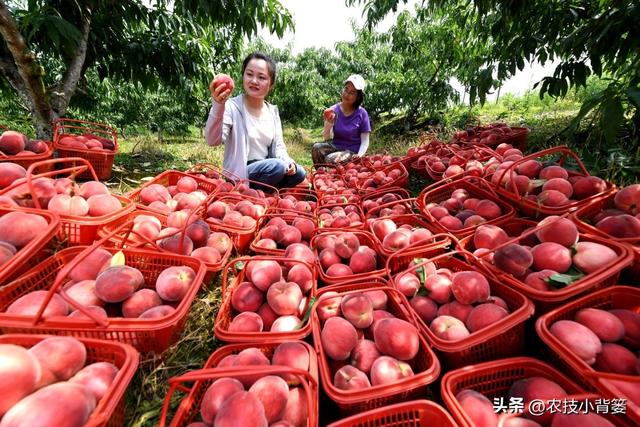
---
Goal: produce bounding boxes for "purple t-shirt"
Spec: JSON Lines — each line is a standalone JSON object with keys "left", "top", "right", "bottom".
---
{"left": 331, "top": 104, "right": 371, "bottom": 153}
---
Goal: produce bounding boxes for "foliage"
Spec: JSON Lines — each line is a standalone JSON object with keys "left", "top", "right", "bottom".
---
{"left": 348, "top": 0, "right": 640, "bottom": 147}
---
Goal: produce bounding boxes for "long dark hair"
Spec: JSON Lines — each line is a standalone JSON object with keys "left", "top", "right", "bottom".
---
{"left": 354, "top": 90, "right": 364, "bottom": 109}
{"left": 242, "top": 52, "right": 277, "bottom": 85}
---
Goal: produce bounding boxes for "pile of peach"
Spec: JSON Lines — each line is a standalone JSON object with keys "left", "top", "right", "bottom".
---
{"left": 313, "top": 173, "right": 346, "bottom": 195}
{"left": 0, "top": 336, "right": 119, "bottom": 426}
{"left": 472, "top": 218, "right": 618, "bottom": 289}
{"left": 124, "top": 213, "right": 232, "bottom": 265}
{"left": 196, "top": 343, "right": 311, "bottom": 427}
{"left": 3, "top": 178, "right": 124, "bottom": 217}
{"left": 317, "top": 204, "right": 363, "bottom": 229}
{"left": 137, "top": 176, "right": 210, "bottom": 213}
{"left": 253, "top": 216, "right": 315, "bottom": 250}
{"left": 361, "top": 192, "right": 405, "bottom": 217}
{"left": 316, "top": 290, "right": 421, "bottom": 389}
{"left": 206, "top": 198, "right": 266, "bottom": 230}
{"left": 394, "top": 263, "right": 511, "bottom": 340}
{"left": 0, "top": 210, "right": 49, "bottom": 268}
{"left": 319, "top": 189, "right": 360, "bottom": 205}
{"left": 5, "top": 248, "right": 197, "bottom": 320}
{"left": 369, "top": 218, "right": 433, "bottom": 252}
{"left": 424, "top": 188, "right": 504, "bottom": 231}
{"left": 588, "top": 184, "right": 640, "bottom": 238}
{"left": 490, "top": 160, "right": 608, "bottom": 207}
{"left": 550, "top": 308, "right": 640, "bottom": 374}
{"left": 0, "top": 130, "right": 49, "bottom": 156}
{"left": 453, "top": 122, "right": 520, "bottom": 145}
{"left": 456, "top": 376, "right": 610, "bottom": 426}
{"left": 274, "top": 194, "right": 316, "bottom": 214}
{"left": 362, "top": 154, "right": 403, "bottom": 168}
{"left": 355, "top": 168, "right": 404, "bottom": 192}
{"left": 362, "top": 195, "right": 413, "bottom": 219}
{"left": 314, "top": 232, "right": 379, "bottom": 277}
{"left": 225, "top": 252, "right": 314, "bottom": 333}
{"left": 56, "top": 133, "right": 115, "bottom": 151}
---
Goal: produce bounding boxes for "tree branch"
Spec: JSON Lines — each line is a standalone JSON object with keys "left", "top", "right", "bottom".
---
{"left": 51, "top": 10, "right": 92, "bottom": 115}
{"left": 0, "top": 1, "right": 53, "bottom": 137}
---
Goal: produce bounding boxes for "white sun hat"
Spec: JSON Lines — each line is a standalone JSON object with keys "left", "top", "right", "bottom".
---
{"left": 344, "top": 74, "right": 366, "bottom": 91}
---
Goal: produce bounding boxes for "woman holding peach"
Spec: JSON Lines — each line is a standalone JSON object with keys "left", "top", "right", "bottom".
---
{"left": 312, "top": 74, "right": 372, "bottom": 165}
{"left": 205, "top": 52, "right": 306, "bottom": 190}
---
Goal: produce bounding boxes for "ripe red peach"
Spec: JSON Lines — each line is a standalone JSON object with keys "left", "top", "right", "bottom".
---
{"left": 87, "top": 194, "right": 122, "bottom": 216}
{"left": 524, "top": 270, "right": 557, "bottom": 291}
{"left": 373, "top": 317, "right": 420, "bottom": 360}
{"left": 267, "top": 281, "right": 303, "bottom": 316}
{"left": 200, "top": 377, "right": 244, "bottom": 424}
{"left": 530, "top": 242, "right": 572, "bottom": 273}
{"left": 609, "top": 309, "right": 640, "bottom": 349}
{"left": 0, "top": 344, "right": 41, "bottom": 416}
{"left": 231, "top": 282, "right": 264, "bottom": 313}
{"left": 550, "top": 320, "right": 602, "bottom": 365}
{"left": 574, "top": 308, "right": 625, "bottom": 342}
{"left": 370, "top": 355, "right": 414, "bottom": 386}
{"left": 0, "top": 130, "right": 26, "bottom": 154}
{"left": 539, "top": 165, "right": 569, "bottom": 180}
{"left": 349, "top": 246, "right": 377, "bottom": 274}
{"left": 466, "top": 303, "right": 510, "bottom": 332}
{"left": 535, "top": 216, "right": 579, "bottom": 247}
{"left": 79, "top": 181, "right": 109, "bottom": 198}
{"left": 614, "top": 184, "right": 640, "bottom": 214}
{"left": 6, "top": 290, "right": 69, "bottom": 318}
{"left": 321, "top": 316, "right": 358, "bottom": 361}
{"left": 494, "top": 244, "right": 533, "bottom": 277}
{"left": 29, "top": 336, "right": 86, "bottom": 381}
{"left": 213, "top": 390, "right": 267, "bottom": 427}
{"left": 245, "top": 260, "right": 283, "bottom": 292}
{"left": 475, "top": 200, "right": 502, "bottom": 220}
{"left": 271, "top": 315, "right": 302, "bottom": 332}
{"left": 451, "top": 271, "right": 490, "bottom": 305}
{"left": 0, "top": 211, "right": 49, "bottom": 248}
{"left": 0, "top": 163, "right": 26, "bottom": 189}
{"left": 456, "top": 389, "right": 498, "bottom": 427}
{"left": 430, "top": 315, "right": 470, "bottom": 340}
{"left": 509, "top": 376, "right": 567, "bottom": 425}
{"left": 340, "top": 293, "right": 374, "bottom": 328}
{"left": 572, "top": 242, "right": 618, "bottom": 274}
{"left": 249, "top": 375, "right": 290, "bottom": 423}
{"left": 473, "top": 224, "right": 509, "bottom": 250}
{"left": 326, "top": 263, "right": 353, "bottom": 277}
{"left": 315, "top": 292, "right": 342, "bottom": 322}
{"left": 272, "top": 342, "right": 310, "bottom": 385}
{"left": 410, "top": 296, "right": 438, "bottom": 324}
{"left": 69, "top": 362, "right": 119, "bottom": 402}
{"left": 334, "top": 365, "right": 370, "bottom": 390}
{"left": 139, "top": 305, "right": 176, "bottom": 318}
{"left": 593, "top": 343, "right": 637, "bottom": 375}
{"left": 334, "top": 232, "right": 360, "bottom": 259}
{"left": 122, "top": 289, "right": 162, "bottom": 318}
{"left": 516, "top": 160, "right": 543, "bottom": 179}
{"left": 596, "top": 214, "right": 640, "bottom": 238}
{"left": 572, "top": 176, "right": 607, "bottom": 200}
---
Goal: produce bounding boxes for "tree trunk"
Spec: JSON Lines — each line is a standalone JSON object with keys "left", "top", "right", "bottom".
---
{"left": 0, "top": 1, "right": 53, "bottom": 138}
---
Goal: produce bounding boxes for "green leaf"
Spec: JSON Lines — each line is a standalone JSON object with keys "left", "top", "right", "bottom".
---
{"left": 546, "top": 271, "right": 585, "bottom": 288}
{"left": 599, "top": 95, "right": 624, "bottom": 144}
{"left": 295, "top": 296, "right": 317, "bottom": 330}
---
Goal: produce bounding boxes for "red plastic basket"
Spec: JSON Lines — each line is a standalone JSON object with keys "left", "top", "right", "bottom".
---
{"left": 441, "top": 357, "right": 590, "bottom": 427}
{"left": 0, "top": 245, "right": 206, "bottom": 355}
{"left": 363, "top": 197, "right": 418, "bottom": 219}
{"left": 0, "top": 334, "right": 139, "bottom": 427}
{"left": 311, "top": 282, "right": 441, "bottom": 415}
{"left": 204, "top": 194, "right": 268, "bottom": 254}
{"left": 410, "top": 158, "right": 431, "bottom": 179}
{"left": 355, "top": 162, "right": 409, "bottom": 194}
{"left": 159, "top": 365, "right": 319, "bottom": 427}
{"left": 389, "top": 250, "right": 535, "bottom": 369}
{"left": 327, "top": 400, "right": 458, "bottom": 427}
{"left": 249, "top": 212, "right": 317, "bottom": 256}
{"left": 213, "top": 256, "right": 317, "bottom": 343}
{"left": 0, "top": 206, "right": 60, "bottom": 287}
{"left": 126, "top": 170, "right": 221, "bottom": 215}
{"left": 97, "top": 209, "right": 232, "bottom": 285}
{"left": 0, "top": 140, "right": 54, "bottom": 171}
{"left": 490, "top": 146, "right": 616, "bottom": 218}
{"left": 53, "top": 118, "right": 118, "bottom": 180}
{"left": 458, "top": 218, "right": 634, "bottom": 313}
{"left": 418, "top": 176, "right": 516, "bottom": 238}
{"left": 0, "top": 158, "right": 135, "bottom": 245}
{"left": 311, "top": 229, "right": 387, "bottom": 286}
{"left": 536, "top": 286, "right": 640, "bottom": 424}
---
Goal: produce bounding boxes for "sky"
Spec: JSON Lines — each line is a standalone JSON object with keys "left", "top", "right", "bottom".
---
{"left": 258, "top": 0, "right": 559, "bottom": 100}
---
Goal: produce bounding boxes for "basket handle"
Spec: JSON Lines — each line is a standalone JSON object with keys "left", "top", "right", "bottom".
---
{"left": 384, "top": 233, "right": 460, "bottom": 276}
{"left": 25, "top": 158, "right": 99, "bottom": 209}
{"left": 159, "top": 366, "right": 316, "bottom": 427}
{"left": 29, "top": 219, "right": 134, "bottom": 327}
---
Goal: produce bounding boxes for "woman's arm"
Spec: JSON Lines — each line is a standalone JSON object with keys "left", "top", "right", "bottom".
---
{"left": 357, "top": 132, "right": 370, "bottom": 156}
{"left": 322, "top": 120, "right": 334, "bottom": 141}
{"left": 204, "top": 102, "right": 232, "bottom": 146}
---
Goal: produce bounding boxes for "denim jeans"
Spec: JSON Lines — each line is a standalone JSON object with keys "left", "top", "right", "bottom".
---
{"left": 246, "top": 158, "right": 306, "bottom": 190}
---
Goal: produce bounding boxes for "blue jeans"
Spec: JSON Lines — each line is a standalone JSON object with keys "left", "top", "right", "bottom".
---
{"left": 247, "top": 158, "right": 306, "bottom": 190}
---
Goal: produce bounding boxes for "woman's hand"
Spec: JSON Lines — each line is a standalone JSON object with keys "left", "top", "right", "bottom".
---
{"left": 323, "top": 107, "right": 336, "bottom": 125}
{"left": 286, "top": 162, "right": 297, "bottom": 176}
{"left": 209, "top": 74, "right": 232, "bottom": 104}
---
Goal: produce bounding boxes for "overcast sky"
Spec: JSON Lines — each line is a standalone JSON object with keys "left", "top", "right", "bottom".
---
{"left": 257, "top": 0, "right": 558, "bottom": 99}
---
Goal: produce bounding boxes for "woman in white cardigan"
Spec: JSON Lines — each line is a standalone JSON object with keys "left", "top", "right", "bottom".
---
{"left": 205, "top": 52, "right": 306, "bottom": 190}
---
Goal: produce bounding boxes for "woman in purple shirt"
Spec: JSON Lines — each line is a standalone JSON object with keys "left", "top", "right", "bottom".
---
{"left": 312, "top": 74, "right": 372, "bottom": 165}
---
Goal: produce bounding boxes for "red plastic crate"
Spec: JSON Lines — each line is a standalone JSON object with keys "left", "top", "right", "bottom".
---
{"left": 489, "top": 146, "right": 616, "bottom": 218}
{"left": 159, "top": 365, "right": 319, "bottom": 427}
{"left": 389, "top": 250, "right": 535, "bottom": 369}
{"left": 0, "top": 245, "right": 206, "bottom": 355}
{"left": 126, "top": 170, "right": 221, "bottom": 215}
{"left": 327, "top": 400, "right": 458, "bottom": 427}
{"left": 316, "top": 202, "right": 366, "bottom": 232}
{"left": 311, "top": 282, "right": 441, "bottom": 415}
{"left": 536, "top": 286, "right": 640, "bottom": 424}
{"left": 0, "top": 206, "right": 60, "bottom": 287}
{"left": 363, "top": 197, "right": 418, "bottom": 219}
{"left": 355, "top": 162, "right": 409, "bottom": 194}
{"left": 441, "top": 357, "right": 591, "bottom": 427}
{"left": 97, "top": 210, "right": 232, "bottom": 285}
{"left": 0, "top": 158, "right": 135, "bottom": 245}
{"left": 418, "top": 176, "right": 516, "bottom": 238}
{"left": 311, "top": 229, "right": 387, "bottom": 286}
{"left": 458, "top": 218, "right": 633, "bottom": 313}
{"left": 213, "top": 256, "right": 317, "bottom": 343}
{"left": 0, "top": 334, "right": 139, "bottom": 427}
{"left": 53, "top": 118, "right": 118, "bottom": 180}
